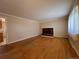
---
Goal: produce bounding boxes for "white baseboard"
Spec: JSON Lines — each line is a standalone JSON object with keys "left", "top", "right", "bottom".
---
{"left": 7, "top": 35, "right": 39, "bottom": 45}
{"left": 69, "top": 39, "right": 79, "bottom": 56}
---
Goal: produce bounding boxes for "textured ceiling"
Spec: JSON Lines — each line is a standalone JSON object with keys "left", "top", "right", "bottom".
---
{"left": 0, "top": 0, "right": 74, "bottom": 21}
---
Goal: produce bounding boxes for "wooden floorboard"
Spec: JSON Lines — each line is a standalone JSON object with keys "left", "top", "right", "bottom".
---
{"left": 0, "top": 36, "right": 79, "bottom": 59}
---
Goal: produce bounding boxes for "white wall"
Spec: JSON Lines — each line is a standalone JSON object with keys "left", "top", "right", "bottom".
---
{"left": 41, "top": 17, "right": 68, "bottom": 37}
{"left": 0, "top": 13, "right": 40, "bottom": 44}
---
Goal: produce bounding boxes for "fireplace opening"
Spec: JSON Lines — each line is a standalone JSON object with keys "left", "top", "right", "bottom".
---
{"left": 42, "top": 28, "right": 53, "bottom": 36}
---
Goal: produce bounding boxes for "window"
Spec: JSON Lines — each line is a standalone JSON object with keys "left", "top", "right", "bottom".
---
{"left": 68, "top": 5, "right": 79, "bottom": 35}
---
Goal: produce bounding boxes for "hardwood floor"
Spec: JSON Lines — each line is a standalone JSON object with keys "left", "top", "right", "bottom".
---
{"left": 0, "top": 36, "right": 79, "bottom": 59}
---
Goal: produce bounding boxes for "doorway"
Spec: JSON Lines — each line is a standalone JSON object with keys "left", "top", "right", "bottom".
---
{"left": 0, "top": 18, "right": 7, "bottom": 46}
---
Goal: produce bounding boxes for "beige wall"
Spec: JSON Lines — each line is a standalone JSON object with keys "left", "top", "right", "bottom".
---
{"left": 41, "top": 17, "right": 68, "bottom": 37}
{"left": 0, "top": 13, "right": 40, "bottom": 44}
{"left": 0, "top": 13, "right": 69, "bottom": 44}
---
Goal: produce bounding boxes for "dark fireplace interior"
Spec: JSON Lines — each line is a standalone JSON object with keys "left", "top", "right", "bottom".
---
{"left": 42, "top": 28, "right": 53, "bottom": 36}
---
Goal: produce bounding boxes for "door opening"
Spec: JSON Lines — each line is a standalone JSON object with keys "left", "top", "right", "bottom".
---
{"left": 0, "top": 18, "right": 7, "bottom": 46}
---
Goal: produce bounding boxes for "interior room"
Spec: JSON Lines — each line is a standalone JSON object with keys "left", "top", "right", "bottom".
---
{"left": 0, "top": 0, "right": 79, "bottom": 59}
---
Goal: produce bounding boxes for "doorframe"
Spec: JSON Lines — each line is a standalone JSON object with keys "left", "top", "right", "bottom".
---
{"left": 0, "top": 18, "right": 7, "bottom": 46}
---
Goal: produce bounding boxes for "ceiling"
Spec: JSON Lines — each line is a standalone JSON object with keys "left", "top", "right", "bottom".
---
{"left": 0, "top": 0, "right": 74, "bottom": 21}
